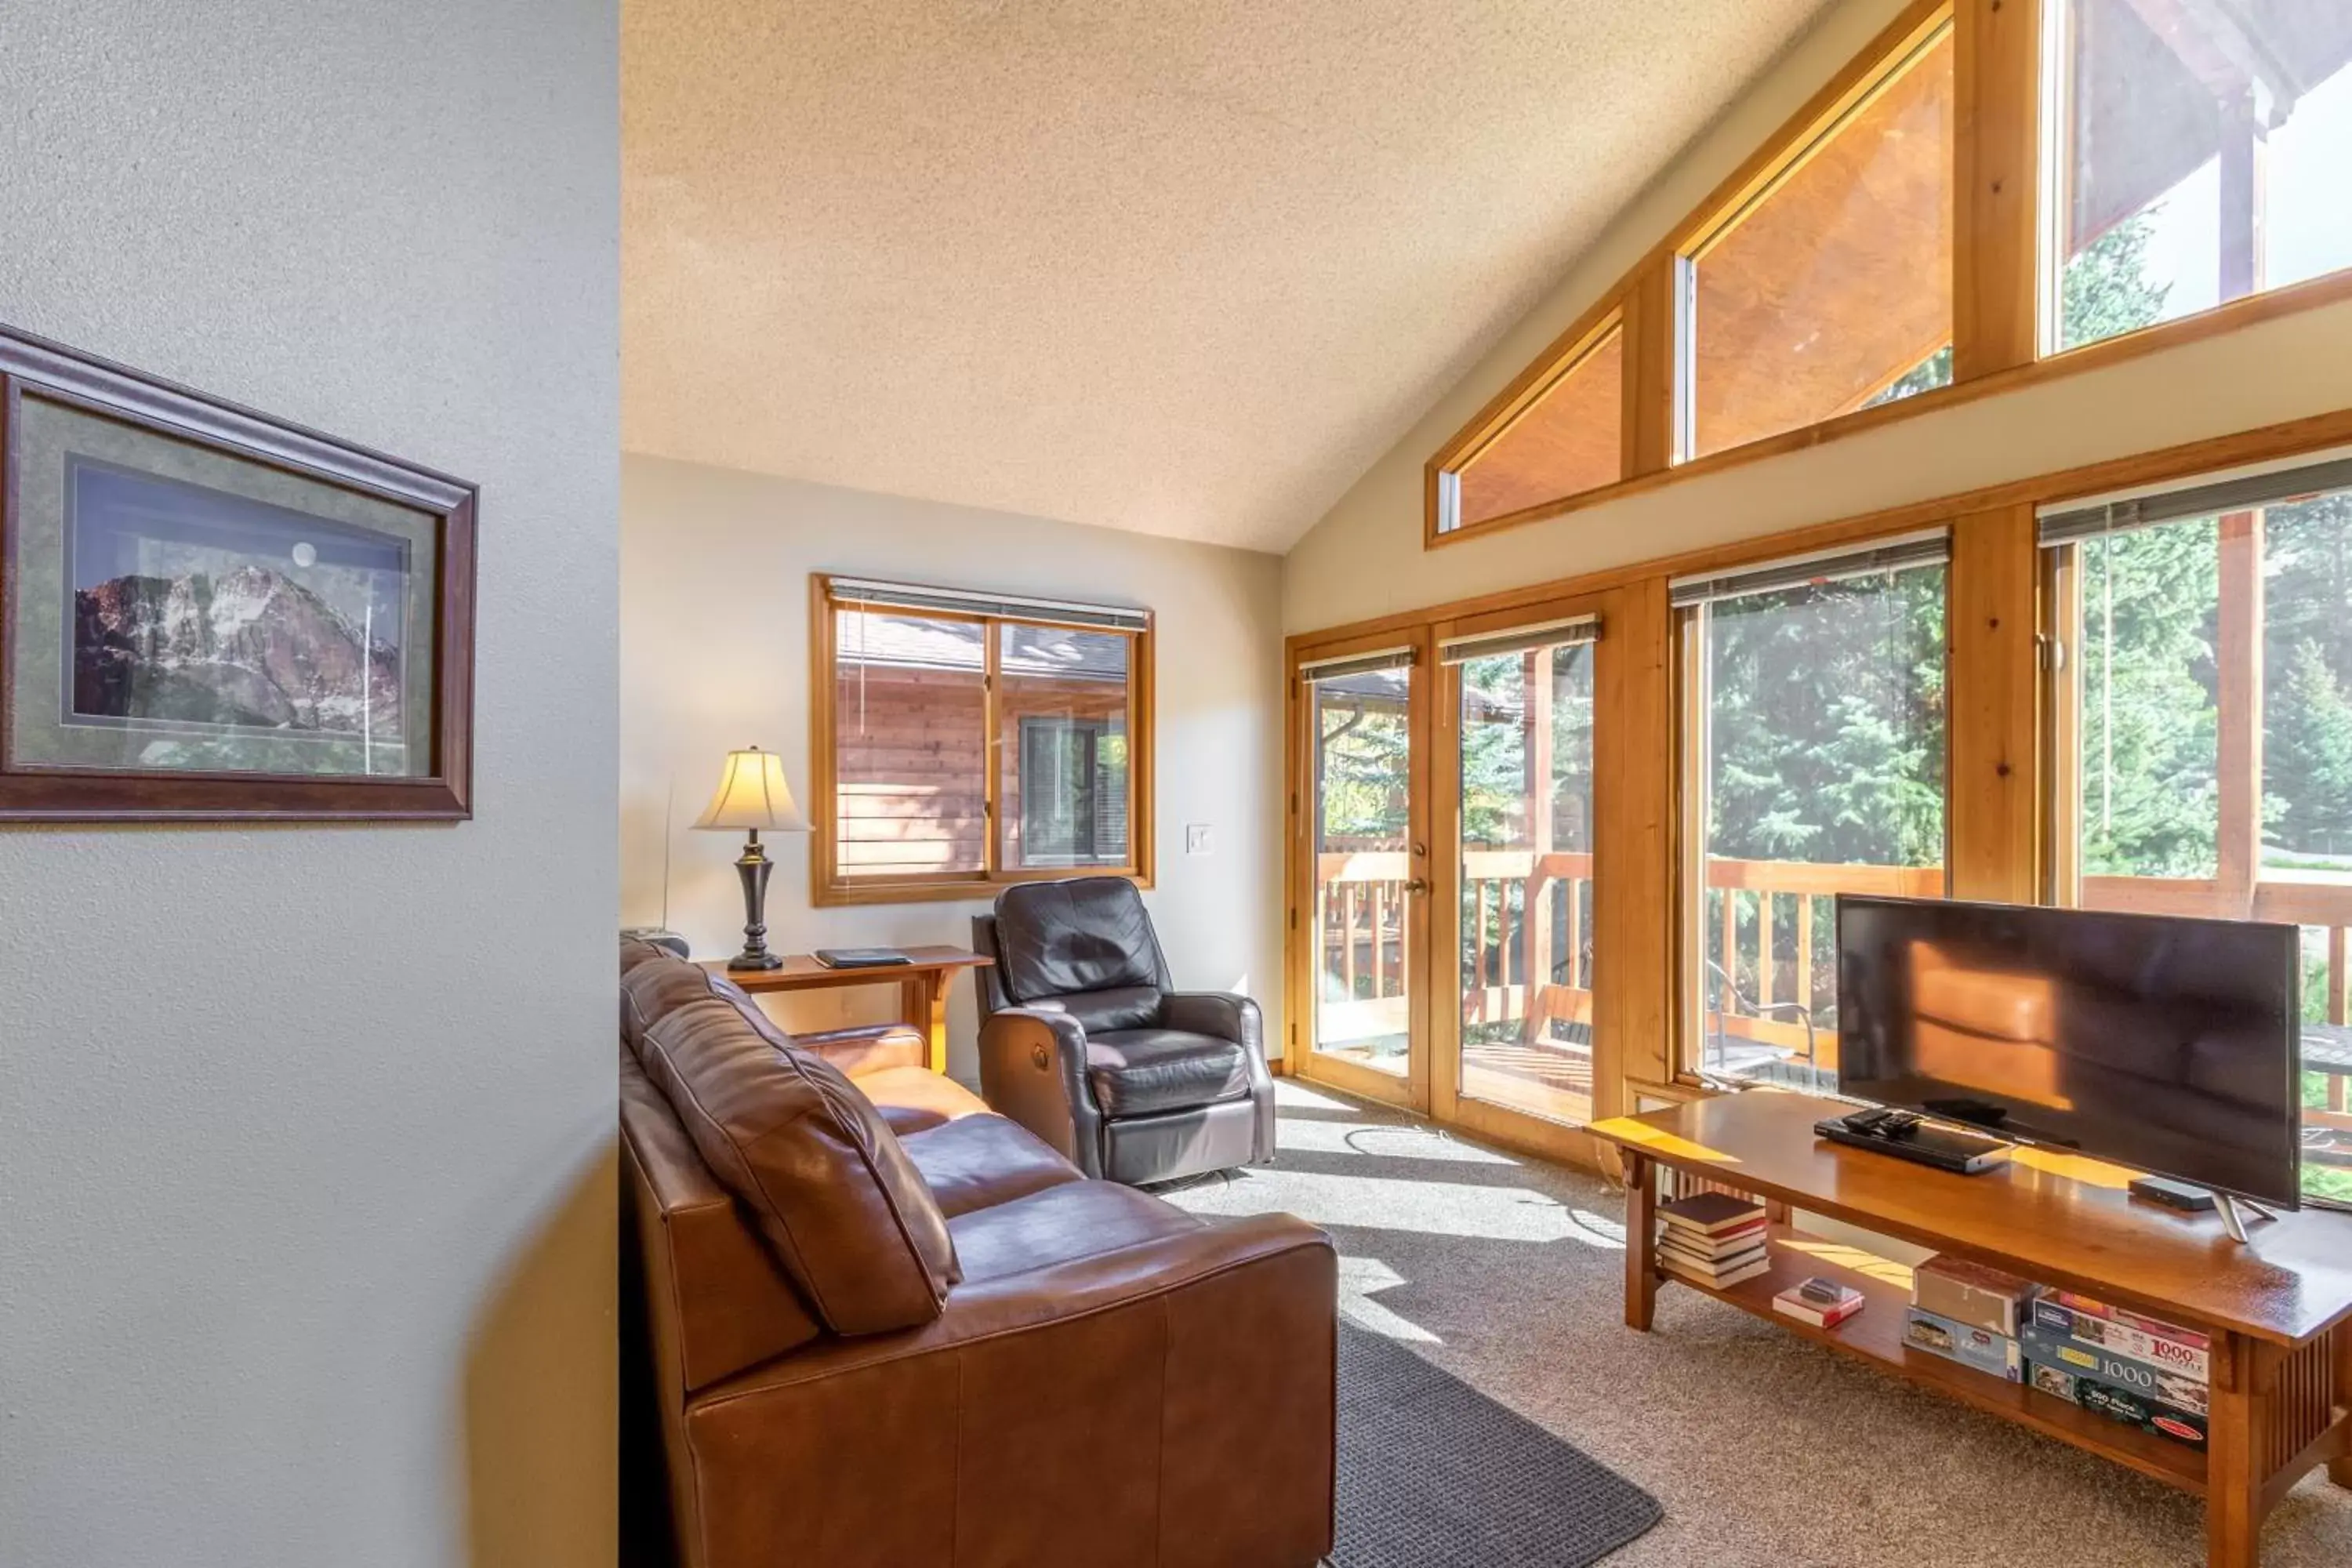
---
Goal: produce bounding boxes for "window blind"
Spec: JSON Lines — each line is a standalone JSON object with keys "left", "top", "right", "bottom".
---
{"left": 1438, "top": 614, "right": 1599, "bottom": 666}
{"left": 1667, "top": 528, "right": 1949, "bottom": 608}
{"left": 2037, "top": 455, "right": 2352, "bottom": 548}
{"left": 827, "top": 575, "right": 1150, "bottom": 631}
{"left": 1298, "top": 645, "right": 1417, "bottom": 682}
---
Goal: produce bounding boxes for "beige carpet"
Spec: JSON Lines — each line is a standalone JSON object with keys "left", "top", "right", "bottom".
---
{"left": 1162, "top": 1080, "right": 2352, "bottom": 1568}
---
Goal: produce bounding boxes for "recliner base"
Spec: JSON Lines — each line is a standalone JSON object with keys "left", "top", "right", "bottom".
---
{"left": 1102, "top": 1096, "right": 1269, "bottom": 1186}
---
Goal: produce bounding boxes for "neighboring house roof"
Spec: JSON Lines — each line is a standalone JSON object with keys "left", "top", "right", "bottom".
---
{"left": 838, "top": 610, "right": 1127, "bottom": 680}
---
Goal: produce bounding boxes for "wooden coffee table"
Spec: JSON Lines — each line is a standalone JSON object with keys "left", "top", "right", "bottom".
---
{"left": 1590, "top": 1091, "right": 2352, "bottom": 1567}
{"left": 702, "top": 946, "right": 992, "bottom": 1074}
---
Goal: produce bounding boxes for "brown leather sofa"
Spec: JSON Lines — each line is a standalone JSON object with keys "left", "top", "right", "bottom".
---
{"left": 618, "top": 938, "right": 1338, "bottom": 1568}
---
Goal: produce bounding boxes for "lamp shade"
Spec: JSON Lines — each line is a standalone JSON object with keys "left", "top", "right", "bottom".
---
{"left": 690, "top": 746, "right": 810, "bottom": 833}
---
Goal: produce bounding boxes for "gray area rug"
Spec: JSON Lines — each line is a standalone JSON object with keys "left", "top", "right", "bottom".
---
{"left": 1337, "top": 1322, "right": 1662, "bottom": 1567}
{"left": 1164, "top": 1080, "right": 2352, "bottom": 1567}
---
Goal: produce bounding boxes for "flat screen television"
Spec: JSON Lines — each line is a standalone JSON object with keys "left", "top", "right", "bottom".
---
{"left": 1836, "top": 896, "right": 2303, "bottom": 1209}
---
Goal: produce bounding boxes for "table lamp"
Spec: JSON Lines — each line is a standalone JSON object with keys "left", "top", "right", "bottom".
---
{"left": 691, "top": 746, "right": 810, "bottom": 971}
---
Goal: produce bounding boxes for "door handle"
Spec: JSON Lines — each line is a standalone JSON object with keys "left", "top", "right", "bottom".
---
{"left": 1402, "top": 878, "right": 1429, "bottom": 894}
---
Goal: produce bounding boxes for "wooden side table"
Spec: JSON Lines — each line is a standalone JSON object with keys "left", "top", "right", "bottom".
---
{"left": 702, "top": 946, "right": 993, "bottom": 1074}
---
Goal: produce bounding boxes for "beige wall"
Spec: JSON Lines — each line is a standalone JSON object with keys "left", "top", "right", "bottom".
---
{"left": 0, "top": 4, "right": 617, "bottom": 1567}
{"left": 1283, "top": 0, "right": 2352, "bottom": 633}
{"left": 621, "top": 456, "right": 1287, "bottom": 1073}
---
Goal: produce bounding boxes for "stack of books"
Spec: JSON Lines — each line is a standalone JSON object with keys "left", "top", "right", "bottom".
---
{"left": 1903, "top": 1255, "right": 2031, "bottom": 1381}
{"left": 1655, "top": 1192, "right": 1769, "bottom": 1290}
{"left": 2021, "top": 1290, "right": 2210, "bottom": 1450}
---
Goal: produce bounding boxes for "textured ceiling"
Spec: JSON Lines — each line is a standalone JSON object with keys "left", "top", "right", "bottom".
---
{"left": 623, "top": 0, "right": 1834, "bottom": 553}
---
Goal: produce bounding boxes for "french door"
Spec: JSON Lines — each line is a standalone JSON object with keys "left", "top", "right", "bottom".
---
{"left": 1288, "top": 597, "right": 1611, "bottom": 1151}
{"left": 1432, "top": 601, "right": 1602, "bottom": 1140}
{"left": 1293, "top": 630, "right": 1433, "bottom": 1110}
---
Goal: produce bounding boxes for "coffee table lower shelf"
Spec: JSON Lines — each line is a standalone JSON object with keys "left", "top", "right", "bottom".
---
{"left": 1668, "top": 1222, "right": 2208, "bottom": 1495}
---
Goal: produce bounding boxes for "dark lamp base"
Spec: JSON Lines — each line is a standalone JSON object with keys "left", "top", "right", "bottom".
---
{"left": 727, "top": 951, "right": 785, "bottom": 972}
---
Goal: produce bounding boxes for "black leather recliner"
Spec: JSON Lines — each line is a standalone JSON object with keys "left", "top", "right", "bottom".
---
{"left": 972, "top": 877, "right": 1278, "bottom": 1185}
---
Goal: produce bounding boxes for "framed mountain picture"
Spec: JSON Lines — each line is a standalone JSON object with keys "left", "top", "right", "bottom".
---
{"left": 0, "top": 325, "right": 476, "bottom": 821}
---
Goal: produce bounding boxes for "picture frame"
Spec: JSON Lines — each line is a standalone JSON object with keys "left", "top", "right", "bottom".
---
{"left": 0, "top": 323, "right": 477, "bottom": 822}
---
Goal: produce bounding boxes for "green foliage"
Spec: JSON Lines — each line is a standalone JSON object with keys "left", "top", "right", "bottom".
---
{"left": 2059, "top": 212, "right": 2172, "bottom": 349}
{"left": 1704, "top": 568, "right": 1947, "bottom": 868}
{"left": 1314, "top": 692, "right": 1410, "bottom": 844}
{"left": 2263, "top": 492, "right": 2352, "bottom": 860}
{"left": 2077, "top": 522, "right": 2220, "bottom": 878}
{"left": 1861, "top": 345, "right": 1953, "bottom": 409}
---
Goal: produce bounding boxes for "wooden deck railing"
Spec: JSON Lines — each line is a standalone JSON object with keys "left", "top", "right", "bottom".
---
{"left": 1314, "top": 853, "right": 2352, "bottom": 1127}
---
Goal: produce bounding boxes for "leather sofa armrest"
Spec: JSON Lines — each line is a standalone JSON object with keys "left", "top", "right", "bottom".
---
{"left": 794, "top": 1023, "right": 927, "bottom": 1079}
{"left": 975, "top": 1007, "right": 1100, "bottom": 1171}
{"left": 677, "top": 1214, "right": 1338, "bottom": 1567}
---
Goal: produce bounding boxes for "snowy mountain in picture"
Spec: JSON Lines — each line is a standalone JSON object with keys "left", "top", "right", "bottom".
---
{"left": 73, "top": 564, "right": 401, "bottom": 735}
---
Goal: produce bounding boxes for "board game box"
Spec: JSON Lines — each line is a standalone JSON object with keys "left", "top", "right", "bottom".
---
{"left": 2019, "top": 1324, "right": 2209, "bottom": 1414}
{"left": 2042, "top": 1290, "right": 2209, "bottom": 1351}
{"left": 2027, "top": 1297, "right": 2209, "bottom": 1383}
{"left": 1904, "top": 1308, "right": 2022, "bottom": 1381}
{"left": 2026, "top": 1354, "right": 2209, "bottom": 1449}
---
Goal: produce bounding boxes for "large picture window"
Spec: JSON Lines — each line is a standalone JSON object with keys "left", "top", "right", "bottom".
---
{"left": 2042, "top": 455, "right": 2352, "bottom": 1203}
{"left": 812, "top": 576, "right": 1152, "bottom": 903}
{"left": 2048, "top": 0, "right": 2352, "bottom": 354}
{"left": 1675, "top": 535, "right": 1951, "bottom": 1087}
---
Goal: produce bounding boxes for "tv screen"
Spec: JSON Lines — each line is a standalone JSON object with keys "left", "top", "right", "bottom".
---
{"left": 1836, "top": 896, "right": 2303, "bottom": 1209}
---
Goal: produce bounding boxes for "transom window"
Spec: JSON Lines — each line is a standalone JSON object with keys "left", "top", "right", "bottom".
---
{"left": 2048, "top": 0, "right": 2352, "bottom": 352}
{"left": 1679, "top": 16, "right": 1956, "bottom": 459}
{"left": 1436, "top": 324, "right": 1624, "bottom": 533}
{"left": 811, "top": 575, "right": 1152, "bottom": 903}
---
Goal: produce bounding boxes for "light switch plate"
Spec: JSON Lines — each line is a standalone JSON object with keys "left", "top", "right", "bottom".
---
{"left": 1185, "top": 823, "right": 1212, "bottom": 855}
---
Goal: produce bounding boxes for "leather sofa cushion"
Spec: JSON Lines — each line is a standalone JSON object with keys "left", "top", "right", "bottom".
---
{"left": 855, "top": 1064, "right": 993, "bottom": 1131}
{"left": 1085, "top": 1029, "right": 1254, "bottom": 1118}
{"left": 993, "top": 880, "right": 1166, "bottom": 1029}
{"left": 900, "top": 1113, "right": 1084, "bottom": 1218}
{"left": 945, "top": 1177, "right": 1207, "bottom": 1284}
{"left": 635, "top": 992, "right": 961, "bottom": 1335}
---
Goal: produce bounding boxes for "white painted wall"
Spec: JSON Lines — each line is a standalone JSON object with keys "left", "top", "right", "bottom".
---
{"left": 0, "top": 6, "right": 618, "bottom": 1567}
{"left": 1283, "top": 0, "right": 2352, "bottom": 632}
{"left": 621, "top": 456, "right": 1287, "bottom": 1075}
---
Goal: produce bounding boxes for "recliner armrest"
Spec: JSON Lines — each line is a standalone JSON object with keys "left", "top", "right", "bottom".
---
{"left": 1160, "top": 991, "right": 1264, "bottom": 1056}
{"left": 975, "top": 1007, "right": 1095, "bottom": 1167}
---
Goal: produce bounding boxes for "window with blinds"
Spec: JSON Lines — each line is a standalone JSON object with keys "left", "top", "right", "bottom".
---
{"left": 814, "top": 575, "right": 1153, "bottom": 902}
{"left": 2039, "top": 453, "right": 2352, "bottom": 1207}
{"left": 1675, "top": 532, "right": 1952, "bottom": 1088}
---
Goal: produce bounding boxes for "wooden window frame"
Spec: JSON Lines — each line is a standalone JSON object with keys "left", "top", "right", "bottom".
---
{"left": 1303, "top": 403, "right": 2352, "bottom": 1174}
{"left": 1669, "top": 536, "right": 1958, "bottom": 1087}
{"left": 1421, "top": 0, "right": 2352, "bottom": 550}
{"left": 809, "top": 574, "right": 1156, "bottom": 907}
{"left": 1425, "top": 311, "right": 1628, "bottom": 538}
{"left": 1672, "top": 10, "right": 1958, "bottom": 463}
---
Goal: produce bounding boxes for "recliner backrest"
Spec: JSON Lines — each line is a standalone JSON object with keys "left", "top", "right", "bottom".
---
{"left": 990, "top": 878, "right": 1171, "bottom": 1033}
